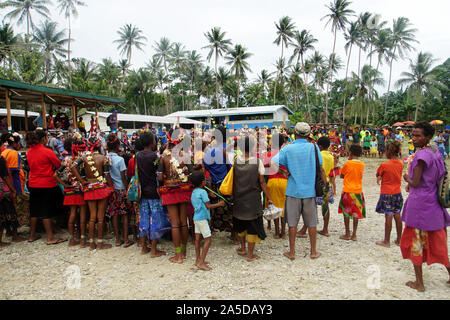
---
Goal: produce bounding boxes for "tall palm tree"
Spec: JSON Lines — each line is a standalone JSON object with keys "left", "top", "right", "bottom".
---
{"left": 114, "top": 24, "right": 147, "bottom": 94}
{"left": 363, "top": 13, "right": 387, "bottom": 67}
{"left": 56, "top": 0, "right": 86, "bottom": 89}
{"left": 384, "top": 17, "right": 418, "bottom": 116}
{"left": 225, "top": 44, "right": 252, "bottom": 108}
{"left": 369, "top": 28, "right": 393, "bottom": 71}
{"left": 203, "top": 27, "right": 232, "bottom": 109}
{"left": 184, "top": 50, "right": 203, "bottom": 109}
{"left": 321, "top": 0, "right": 355, "bottom": 123}
{"left": 257, "top": 69, "right": 273, "bottom": 99}
{"left": 290, "top": 29, "right": 317, "bottom": 121}
{"left": 309, "top": 51, "right": 326, "bottom": 105}
{"left": 170, "top": 42, "right": 187, "bottom": 110}
{"left": 154, "top": 37, "right": 174, "bottom": 111}
{"left": 273, "top": 16, "right": 295, "bottom": 104}
{"left": 127, "top": 68, "right": 151, "bottom": 114}
{"left": 0, "top": 23, "right": 20, "bottom": 68}
{"left": 396, "top": 52, "right": 443, "bottom": 122}
{"left": 2, "top": 0, "right": 52, "bottom": 45}
{"left": 32, "top": 20, "right": 68, "bottom": 82}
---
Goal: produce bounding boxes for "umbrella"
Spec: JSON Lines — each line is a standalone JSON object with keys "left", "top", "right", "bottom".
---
{"left": 403, "top": 121, "right": 415, "bottom": 125}
{"left": 430, "top": 120, "right": 444, "bottom": 125}
{"left": 393, "top": 122, "right": 404, "bottom": 127}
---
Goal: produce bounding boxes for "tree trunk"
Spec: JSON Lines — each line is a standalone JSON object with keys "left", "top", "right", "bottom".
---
{"left": 143, "top": 93, "right": 147, "bottom": 115}
{"left": 68, "top": 14, "right": 72, "bottom": 89}
{"left": 343, "top": 44, "right": 353, "bottom": 124}
{"left": 358, "top": 46, "right": 362, "bottom": 78}
{"left": 301, "top": 55, "right": 312, "bottom": 122}
{"left": 236, "top": 71, "right": 240, "bottom": 108}
{"left": 215, "top": 50, "right": 219, "bottom": 108}
{"left": 325, "top": 27, "right": 337, "bottom": 124}
{"left": 384, "top": 48, "right": 397, "bottom": 117}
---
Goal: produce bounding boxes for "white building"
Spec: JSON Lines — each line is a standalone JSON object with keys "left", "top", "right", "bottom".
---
{"left": 166, "top": 105, "right": 293, "bottom": 129}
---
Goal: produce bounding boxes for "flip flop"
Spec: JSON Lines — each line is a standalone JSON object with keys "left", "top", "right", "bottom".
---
{"left": 28, "top": 235, "right": 42, "bottom": 243}
{"left": 123, "top": 241, "right": 135, "bottom": 248}
{"left": 46, "top": 238, "right": 67, "bottom": 245}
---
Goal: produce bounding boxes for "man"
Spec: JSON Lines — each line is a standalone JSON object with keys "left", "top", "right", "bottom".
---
{"left": 77, "top": 117, "right": 86, "bottom": 135}
{"left": 33, "top": 115, "right": 44, "bottom": 129}
{"left": 443, "top": 129, "right": 449, "bottom": 156}
{"left": 272, "top": 122, "right": 326, "bottom": 260}
{"left": 107, "top": 110, "right": 119, "bottom": 133}
{"left": 352, "top": 127, "right": 361, "bottom": 146}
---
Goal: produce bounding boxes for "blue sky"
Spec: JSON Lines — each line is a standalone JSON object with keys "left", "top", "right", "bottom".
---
{"left": 2, "top": 0, "right": 449, "bottom": 93}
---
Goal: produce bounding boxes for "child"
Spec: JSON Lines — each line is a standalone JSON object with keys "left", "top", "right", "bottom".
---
{"left": 363, "top": 131, "right": 371, "bottom": 157}
{"left": 375, "top": 141, "right": 404, "bottom": 248}
{"left": 190, "top": 170, "right": 225, "bottom": 271}
{"left": 338, "top": 144, "right": 366, "bottom": 241}
{"left": 106, "top": 134, "right": 134, "bottom": 248}
{"left": 317, "top": 137, "right": 335, "bottom": 237}
{"left": 370, "top": 137, "right": 378, "bottom": 158}
{"left": 408, "top": 138, "right": 415, "bottom": 156}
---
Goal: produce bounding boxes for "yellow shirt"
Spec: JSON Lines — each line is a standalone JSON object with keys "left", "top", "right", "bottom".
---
{"left": 321, "top": 150, "right": 334, "bottom": 182}
{"left": 77, "top": 121, "right": 85, "bottom": 129}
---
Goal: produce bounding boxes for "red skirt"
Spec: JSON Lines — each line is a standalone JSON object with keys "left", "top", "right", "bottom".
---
{"left": 400, "top": 227, "right": 449, "bottom": 267}
{"left": 158, "top": 184, "right": 193, "bottom": 206}
{"left": 83, "top": 183, "right": 113, "bottom": 201}
{"left": 64, "top": 194, "right": 85, "bottom": 206}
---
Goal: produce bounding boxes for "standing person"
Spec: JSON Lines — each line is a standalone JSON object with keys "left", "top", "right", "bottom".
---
{"left": 71, "top": 137, "right": 114, "bottom": 250}
{"left": 77, "top": 117, "right": 86, "bottom": 135}
{"left": 443, "top": 129, "right": 449, "bottom": 157}
{"left": 89, "top": 116, "right": 98, "bottom": 137}
{"left": 25, "top": 129, "right": 66, "bottom": 245}
{"left": 375, "top": 142, "right": 404, "bottom": 248}
{"left": 106, "top": 135, "right": 134, "bottom": 248}
{"left": 377, "top": 130, "right": 386, "bottom": 158}
{"left": 352, "top": 127, "right": 361, "bottom": 147}
{"left": 338, "top": 144, "right": 366, "bottom": 241}
{"left": 107, "top": 110, "right": 119, "bottom": 134}
{"left": 363, "top": 131, "right": 371, "bottom": 157}
{"left": 137, "top": 132, "right": 171, "bottom": 257}
{"left": 401, "top": 122, "right": 450, "bottom": 292}
{"left": 272, "top": 123, "right": 325, "bottom": 260}
{"left": 191, "top": 170, "right": 225, "bottom": 270}
{"left": 317, "top": 137, "right": 335, "bottom": 237}
{"left": 370, "top": 136, "right": 378, "bottom": 158}
{"left": 233, "top": 136, "right": 271, "bottom": 262}
{"left": 433, "top": 132, "right": 447, "bottom": 159}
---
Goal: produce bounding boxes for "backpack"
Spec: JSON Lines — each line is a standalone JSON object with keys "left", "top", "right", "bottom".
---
{"left": 438, "top": 162, "right": 450, "bottom": 208}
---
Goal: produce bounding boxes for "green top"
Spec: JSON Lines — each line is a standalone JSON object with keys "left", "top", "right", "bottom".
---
{"left": 363, "top": 136, "right": 371, "bottom": 147}
{"left": 352, "top": 132, "right": 360, "bottom": 143}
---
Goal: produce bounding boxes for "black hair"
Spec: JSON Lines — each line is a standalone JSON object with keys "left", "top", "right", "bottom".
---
{"left": 271, "top": 133, "right": 284, "bottom": 150}
{"left": 212, "top": 126, "right": 227, "bottom": 144}
{"left": 317, "top": 136, "right": 331, "bottom": 149}
{"left": 25, "top": 129, "right": 47, "bottom": 146}
{"left": 386, "top": 141, "right": 401, "bottom": 159}
{"left": 191, "top": 170, "right": 205, "bottom": 188}
{"left": 238, "top": 135, "right": 255, "bottom": 154}
{"left": 349, "top": 144, "right": 363, "bottom": 157}
{"left": 107, "top": 134, "right": 120, "bottom": 151}
{"left": 0, "top": 133, "right": 9, "bottom": 145}
{"left": 140, "top": 132, "right": 155, "bottom": 148}
{"left": 5, "top": 133, "right": 20, "bottom": 145}
{"left": 64, "top": 137, "right": 73, "bottom": 153}
{"left": 134, "top": 139, "right": 144, "bottom": 152}
{"left": 414, "top": 121, "right": 435, "bottom": 138}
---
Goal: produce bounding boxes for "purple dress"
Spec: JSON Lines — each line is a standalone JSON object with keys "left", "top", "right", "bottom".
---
{"left": 402, "top": 148, "right": 450, "bottom": 231}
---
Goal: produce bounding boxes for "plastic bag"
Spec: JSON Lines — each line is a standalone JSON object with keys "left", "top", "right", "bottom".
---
{"left": 263, "top": 204, "right": 283, "bottom": 221}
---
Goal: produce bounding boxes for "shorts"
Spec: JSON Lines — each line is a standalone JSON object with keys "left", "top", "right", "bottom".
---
{"left": 363, "top": 146, "right": 370, "bottom": 151}
{"left": 194, "top": 220, "right": 211, "bottom": 238}
{"left": 285, "top": 197, "right": 318, "bottom": 228}
{"left": 376, "top": 193, "right": 403, "bottom": 216}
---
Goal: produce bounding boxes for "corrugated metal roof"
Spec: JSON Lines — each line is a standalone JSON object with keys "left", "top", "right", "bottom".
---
{"left": 0, "top": 108, "right": 40, "bottom": 117}
{"left": 84, "top": 111, "right": 203, "bottom": 125}
{"left": 167, "top": 105, "right": 293, "bottom": 118}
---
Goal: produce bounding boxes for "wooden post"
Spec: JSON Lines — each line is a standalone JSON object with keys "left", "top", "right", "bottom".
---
{"left": 5, "top": 89, "right": 12, "bottom": 132}
{"left": 24, "top": 102, "right": 29, "bottom": 132}
{"left": 42, "top": 94, "right": 47, "bottom": 129}
{"left": 71, "top": 99, "right": 76, "bottom": 130}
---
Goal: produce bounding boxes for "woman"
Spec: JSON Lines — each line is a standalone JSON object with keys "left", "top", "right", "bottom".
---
{"left": 401, "top": 122, "right": 450, "bottom": 292}
{"left": 233, "top": 135, "right": 272, "bottom": 262}
{"left": 26, "top": 129, "right": 66, "bottom": 245}
{"left": 1, "top": 133, "right": 30, "bottom": 230}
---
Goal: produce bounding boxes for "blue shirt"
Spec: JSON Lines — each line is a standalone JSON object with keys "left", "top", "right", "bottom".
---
{"left": 191, "top": 188, "right": 210, "bottom": 221}
{"left": 272, "top": 139, "right": 323, "bottom": 199}
{"left": 109, "top": 152, "right": 126, "bottom": 190}
{"left": 203, "top": 144, "right": 230, "bottom": 185}
{"left": 34, "top": 116, "right": 43, "bottom": 128}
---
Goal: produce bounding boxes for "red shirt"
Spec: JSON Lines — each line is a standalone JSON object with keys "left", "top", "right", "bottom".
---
{"left": 27, "top": 144, "right": 61, "bottom": 188}
{"left": 377, "top": 159, "right": 404, "bottom": 195}
{"left": 262, "top": 150, "right": 288, "bottom": 180}
{"left": 127, "top": 156, "right": 136, "bottom": 178}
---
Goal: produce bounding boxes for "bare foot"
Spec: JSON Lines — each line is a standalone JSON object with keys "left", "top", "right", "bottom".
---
{"left": 281, "top": 234, "right": 286, "bottom": 239}
{"left": 68, "top": 239, "right": 80, "bottom": 247}
{"left": 274, "top": 234, "right": 280, "bottom": 239}
{"left": 351, "top": 235, "right": 357, "bottom": 241}
{"left": 141, "top": 246, "right": 149, "bottom": 255}
{"left": 169, "top": 255, "right": 183, "bottom": 264}
{"left": 318, "top": 230, "right": 330, "bottom": 237}
{"left": 376, "top": 241, "right": 390, "bottom": 248}
{"left": 236, "top": 248, "right": 247, "bottom": 256}
{"left": 233, "top": 240, "right": 240, "bottom": 245}
{"left": 97, "top": 243, "right": 112, "bottom": 250}
{"left": 247, "top": 255, "right": 260, "bottom": 262}
{"left": 115, "top": 240, "right": 124, "bottom": 247}
{"left": 197, "top": 263, "right": 212, "bottom": 271}
{"left": 80, "top": 238, "right": 87, "bottom": 248}
{"left": 12, "top": 236, "right": 27, "bottom": 242}
{"left": 395, "top": 240, "right": 401, "bottom": 246}
{"left": 89, "top": 242, "right": 96, "bottom": 251}
{"left": 340, "top": 235, "right": 352, "bottom": 241}
{"left": 28, "top": 235, "right": 41, "bottom": 243}
{"left": 0, "top": 242, "right": 11, "bottom": 247}
{"left": 406, "top": 281, "right": 425, "bottom": 292}
{"left": 123, "top": 241, "right": 135, "bottom": 248}
{"left": 310, "top": 252, "right": 321, "bottom": 259}
{"left": 296, "top": 232, "right": 307, "bottom": 239}
{"left": 151, "top": 250, "right": 166, "bottom": 258}
{"left": 283, "top": 252, "right": 295, "bottom": 261}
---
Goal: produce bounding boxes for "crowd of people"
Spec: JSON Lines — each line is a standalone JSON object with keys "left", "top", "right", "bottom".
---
{"left": 0, "top": 120, "right": 449, "bottom": 292}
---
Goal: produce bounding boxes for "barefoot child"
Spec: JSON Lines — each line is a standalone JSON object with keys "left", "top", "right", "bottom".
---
{"left": 137, "top": 132, "right": 170, "bottom": 257}
{"left": 72, "top": 137, "right": 114, "bottom": 250}
{"left": 106, "top": 135, "right": 134, "bottom": 248}
{"left": 338, "top": 144, "right": 366, "bottom": 241}
{"left": 400, "top": 122, "right": 450, "bottom": 292}
{"left": 190, "top": 170, "right": 225, "bottom": 271}
{"left": 375, "top": 141, "right": 404, "bottom": 248}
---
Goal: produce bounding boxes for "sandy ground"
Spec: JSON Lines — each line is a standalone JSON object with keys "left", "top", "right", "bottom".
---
{"left": 1, "top": 146, "right": 449, "bottom": 300}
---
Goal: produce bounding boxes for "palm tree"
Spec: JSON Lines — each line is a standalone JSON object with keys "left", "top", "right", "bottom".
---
{"left": 71, "top": 57, "right": 96, "bottom": 92}
{"left": 154, "top": 37, "right": 174, "bottom": 111}
{"left": 384, "top": 17, "right": 418, "bottom": 116}
{"left": 170, "top": 42, "right": 187, "bottom": 110}
{"left": 396, "top": 52, "right": 443, "bottom": 122}
{"left": 225, "top": 44, "right": 252, "bottom": 108}
{"left": 257, "top": 69, "right": 273, "bottom": 99}
{"left": 56, "top": 0, "right": 86, "bottom": 89}
{"left": 309, "top": 51, "right": 326, "bottom": 106}
{"left": 290, "top": 30, "right": 317, "bottom": 121}
{"left": 203, "top": 27, "right": 232, "bottom": 109}
{"left": 321, "top": 0, "right": 355, "bottom": 123}
{"left": 273, "top": 16, "right": 295, "bottom": 104}
{"left": 369, "top": 28, "right": 393, "bottom": 71}
{"left": 32, "top": 20, "right": 68, "bottom": 82}
{"left": 2, "top": 0, "right": 52, "bottom": 45}
{"left": 184, "top": 50, "right": 203, "bottom": 109}
{"left": 0, "top": 23, "right": 20, "bottom": 68}
{"left": 114, "top": 24, "right": 147, "bottom": 94}
{"left": 127, "top": 68, "right": 151, "bottom": 114}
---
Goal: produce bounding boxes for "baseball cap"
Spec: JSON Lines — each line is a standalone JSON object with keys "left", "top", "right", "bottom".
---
{"left": 294, "top": 122, "right": 311, "bottom": 136}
